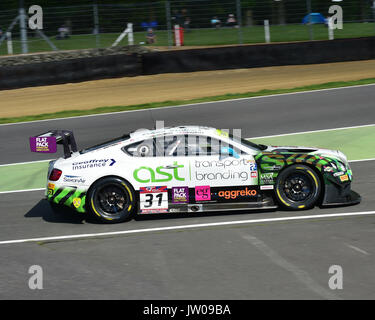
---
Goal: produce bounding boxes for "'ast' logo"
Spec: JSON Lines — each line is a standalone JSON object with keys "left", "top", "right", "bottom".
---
{"left": 133, "top": 162, "right": 185, "bottom": 183}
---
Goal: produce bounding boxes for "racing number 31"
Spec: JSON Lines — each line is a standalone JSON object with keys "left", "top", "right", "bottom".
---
{"left": 144, "top": 193, "right": 163, "bottom": 208}
{"left": 139, "top": 186, "right": 168, "bottom": 213}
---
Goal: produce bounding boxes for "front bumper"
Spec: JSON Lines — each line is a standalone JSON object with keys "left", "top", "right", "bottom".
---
{"left": 321, "top": 182, "right": 361, "bottom": 207}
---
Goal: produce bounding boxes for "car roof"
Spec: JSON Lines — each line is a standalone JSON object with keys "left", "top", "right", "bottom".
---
{"left": 129, "top": 126, "right": 217, "bottom": 140}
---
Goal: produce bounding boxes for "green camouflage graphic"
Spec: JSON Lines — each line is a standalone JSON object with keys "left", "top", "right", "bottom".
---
{"left": 47, "top": 186, "right": 87, "bottom": 213}
{"left": 255, "top": 152, "right": 353, "bottom": 186}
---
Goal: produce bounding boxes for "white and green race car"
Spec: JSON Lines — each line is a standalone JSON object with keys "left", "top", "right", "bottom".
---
{"left": 41, "top": 126, "right": 360, "bottom": 223}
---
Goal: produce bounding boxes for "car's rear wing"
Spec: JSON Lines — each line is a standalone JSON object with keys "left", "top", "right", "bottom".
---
{"left": 32, "top": 130, "right": 78, "bottom": 158}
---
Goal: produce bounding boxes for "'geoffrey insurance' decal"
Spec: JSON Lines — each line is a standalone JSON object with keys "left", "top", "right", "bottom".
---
{"left": 72, "top": 159, "right": 116, "bottom": 170}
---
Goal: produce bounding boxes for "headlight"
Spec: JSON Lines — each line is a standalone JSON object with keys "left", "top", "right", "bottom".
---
{"left": 336, "top": 161, "right": 346, "bottom": 172}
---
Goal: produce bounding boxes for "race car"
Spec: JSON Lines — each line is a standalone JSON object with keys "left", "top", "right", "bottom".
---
{"left": 39, "top": 126, "right": 360, "bottom": 223}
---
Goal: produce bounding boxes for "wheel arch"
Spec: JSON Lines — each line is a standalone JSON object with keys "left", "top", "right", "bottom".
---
{"left": 275, "top": 162, "right": 325, "bottom": 206}
{"left": 87, "top": 175, "right": 137, "bottom": 198}
{"left": 86, "top": 175, "right": 138, "bottom": 220}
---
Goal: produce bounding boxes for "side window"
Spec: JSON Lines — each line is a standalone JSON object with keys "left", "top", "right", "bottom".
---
{"left": 123, "top": 134, "right": 246, "bottom": 157}
{"left": 153, "top": 134, "right": 211, "bottom": 157}
{"left": 169, "top": 135, "right": 244, "bottom": 157}
{"left": 186, "top": 135, "right": 221, "bottom": 156}
{"left": 123, "top": 139, "right": 156, "bottom": 157}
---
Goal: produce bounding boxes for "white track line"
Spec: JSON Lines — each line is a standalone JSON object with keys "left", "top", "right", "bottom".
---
{"left": 0, "top": 188, "right": 45, "bottom": 195}
{"left": 1, "top": 83, "right": 375, "bottom": 127}
{"left": 0, "top": 159, "right": 53, "bottom": 167}
{"left": 250, "top": 124, "right": 375, "bottom": 139}
{"left": 0, "top": 210, "right": 374, "bottom": 245}
{"left": 349, "top": 158, "right": 375, "bottom": 163}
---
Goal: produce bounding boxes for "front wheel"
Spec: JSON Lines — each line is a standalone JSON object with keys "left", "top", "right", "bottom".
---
{"left": 274, "top": 164, "right": 321, "bottom": 210}
{"left": 87, "top": 177, "right": 137, "bottom": 223}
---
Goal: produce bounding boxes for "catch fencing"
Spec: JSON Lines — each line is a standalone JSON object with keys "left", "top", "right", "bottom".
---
{"left": 0, "top": 0, "right": 374, "bottom": 55}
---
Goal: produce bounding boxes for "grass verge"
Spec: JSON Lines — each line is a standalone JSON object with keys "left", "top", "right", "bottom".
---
{"left": 1, "top": 77, "right": 375, "bottom": 125}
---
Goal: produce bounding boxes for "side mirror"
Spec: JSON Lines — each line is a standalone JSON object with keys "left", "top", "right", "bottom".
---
{"left": 219, "top": 146, "right": 240, "bottom": 160}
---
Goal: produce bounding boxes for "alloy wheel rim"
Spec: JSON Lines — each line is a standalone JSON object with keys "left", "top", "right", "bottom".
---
{"left": 282, "top": 172, "right": 314, "bottom": 203}
{"left": 96, "top": 184, "right": 129, "bottom": 215}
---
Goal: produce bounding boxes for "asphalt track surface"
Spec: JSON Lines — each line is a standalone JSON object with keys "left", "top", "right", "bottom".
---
{"left": 0, "top": 85, "right": 375, "bottom": 299}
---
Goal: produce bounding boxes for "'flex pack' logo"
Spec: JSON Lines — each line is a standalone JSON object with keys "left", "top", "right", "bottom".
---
{"left": 29, "top": 137, "right": 57, "bottom": 153}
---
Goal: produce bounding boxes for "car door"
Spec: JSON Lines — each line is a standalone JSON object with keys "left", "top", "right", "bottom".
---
{"left": 186, "top": 134, "right": 259, "bottom": 203}
{"left": 124, "top": 135, "right": 191, "bottom": 213}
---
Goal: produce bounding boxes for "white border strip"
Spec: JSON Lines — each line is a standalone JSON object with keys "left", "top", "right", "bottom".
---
{"left": 1, "top": 210, "right": 374, "bottom": 245}
{"left": 1, "top": 83, "right": 375, "bottom": 127}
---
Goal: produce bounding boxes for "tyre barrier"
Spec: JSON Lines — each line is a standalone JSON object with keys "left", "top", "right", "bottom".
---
{"left": 1, "top": 37, "right": 374, "bottom": 90}
{"left": 0, "top": 53, "right": 141, "bottom": 90}
{"left": 142, "top": 37, "right": 375, "bottom": 74}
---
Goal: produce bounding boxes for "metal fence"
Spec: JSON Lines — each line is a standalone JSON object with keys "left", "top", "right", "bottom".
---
{"left": 0, "top": 0, "right": 374, "bottom": 55}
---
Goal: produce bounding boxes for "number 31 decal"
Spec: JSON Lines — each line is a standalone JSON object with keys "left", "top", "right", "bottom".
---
{"left": 139, "top": 186, "right": 168, "bottom": 214}
{"left": 144, "top": 193, "right": 163, "bottom": 208}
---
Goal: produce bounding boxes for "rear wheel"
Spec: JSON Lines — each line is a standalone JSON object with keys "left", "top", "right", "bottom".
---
{"left": 87, "top": 177, "right": 137, "bottom": 223}
{"left": 275, "top": 164, "right": 321, "bottom": 210}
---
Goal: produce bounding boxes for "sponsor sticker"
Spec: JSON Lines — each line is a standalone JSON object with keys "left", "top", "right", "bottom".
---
{"left": 72, "top": 159, "right": 116, "bottom": 170}
{"left": 194, "top": 159, "right": 250, "bottom": 182}
{"left": 260, "top": 185, "right": 274, "bottom": 190}
{"left": 47, "top": 183, "right": 55, "bottom": 190}
{"left": 217, "top": 187, "right": 257, "bottom": 200}
{"left": 47, "top": 183, "right": 55, "bottom": 195}
{"left": 248, "top": 160, "right": 257, "bottom": 171}
{"left": 73, "top": 198, "right": 81, "bottom": 208}
{"left": 260, "top": 172, "right": 274, "bottom": 184}
{"left": 340, "top": 174, "right": 349, "bottom": 182}
{"left": 262, "top": 165, "right": 282, "bottom": 171}
{"left": 333, "top": 171, "right": 345, "bottom": 177}
{"left": 139, "top": 186, "right": 168, "bottom": 213}
{"left": 30, "top": 137, "right": 57, "bottom": 153}
{"left": 134, "top": 162, "right": 185, "bottom": 183}
{"left": 172, "top": 187, "right": 189, "bottom": 203}
{"left": 63, "top": 175, "right": 86, "bottom": 184}
{"left": 195, "top": 186, "right": 211, "bottom": 201}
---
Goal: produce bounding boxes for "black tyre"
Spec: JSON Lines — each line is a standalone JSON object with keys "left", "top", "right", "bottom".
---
{"left": 87, "top": 177, "right": 137, "bottom": 223}
{"left": 275, "top": 164, "right": 321, "bottom": 210}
